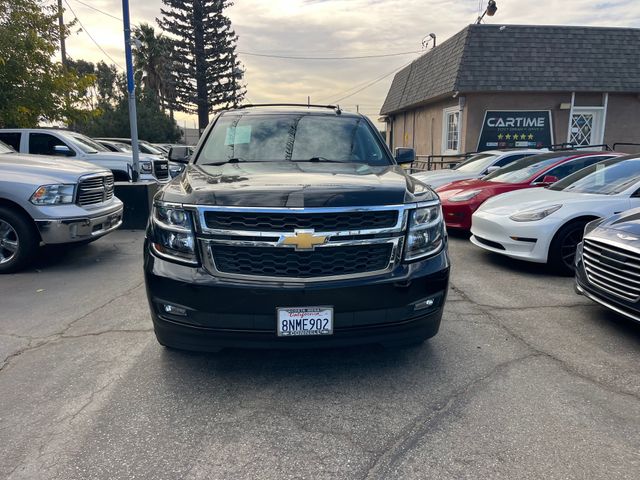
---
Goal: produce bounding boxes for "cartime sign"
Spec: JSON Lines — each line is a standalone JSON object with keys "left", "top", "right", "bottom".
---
{"left": 477, "top": 110, "right": 553, "bottom": 152}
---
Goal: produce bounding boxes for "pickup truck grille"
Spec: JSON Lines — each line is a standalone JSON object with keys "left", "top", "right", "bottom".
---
{"left": 77, "top": 174, "right": 114, "bottom": 206}
{"left": 154, "top": 160, "right": 169, "bottom": 180}
{"left": 203, "top": 210, "right": 399, "bottom": 232}
{"left": 583, "top": 238, "right": 640, "bottom": 302}
{"left": 213, "top": 244, "right": 393, "bottom": 279}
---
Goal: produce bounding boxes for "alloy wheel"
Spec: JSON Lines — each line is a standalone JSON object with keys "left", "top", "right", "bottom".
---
{"left": 560, "top": 227, "right": 582, "bottom": 271}
{"left": 0, "top": 219, "right": 19, "bottom": 265}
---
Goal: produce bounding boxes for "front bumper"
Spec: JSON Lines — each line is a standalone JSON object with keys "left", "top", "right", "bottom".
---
{"left": 470, "top": 209, "right": 557, "bottom": 263}
{"left": 144, "top": 243, "right": 450, "bottom": 350}
{"left": 575, "top": 243, "right": 640, "bottom": 323}
{"left": 35, "top": 201, "right": 123, "bottom": 244}
{"left": 441, "top": 201, "right": 476, "bottom": 230}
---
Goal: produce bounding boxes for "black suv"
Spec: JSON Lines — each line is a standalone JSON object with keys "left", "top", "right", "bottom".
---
{"left": 144, "top": 105, "right": 450, "bottom": 351}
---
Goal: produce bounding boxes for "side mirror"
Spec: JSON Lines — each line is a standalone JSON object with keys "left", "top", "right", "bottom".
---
{"left": 395, "top": 147, "right": 415, "bottom": 164}
{"left": 542, "top": 175, "right": 559, "bottom": 184}
{"left": 53, "top": 145, "right": 74, "bottom": 157}
{"left": 486, "top": 166, "right": 501, "bottom": 174}
{"left": 168, "top": 146, "right": 191, "bottom": 164}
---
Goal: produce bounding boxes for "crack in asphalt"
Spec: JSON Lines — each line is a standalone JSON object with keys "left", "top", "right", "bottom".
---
{"left": 0, "top": 281, "right": 146, "bottom": 374}
{"left": 448, "top": 282, "right": 640, "bottom": 401}
{"left": 360, "top": 352, "right": 541, "bottom": 480}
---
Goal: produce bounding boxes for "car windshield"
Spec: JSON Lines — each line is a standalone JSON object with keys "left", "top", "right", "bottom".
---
{"left": 197, "top": 113, "right": 392, "bottom": 166}
{"left": 482, "top": 154, "right": 573, "bottom": 184}
{"left": 0, "top": 141, "right": 14, "bottom": 154}
{"left": 62, "top": 133, "right": 108, "bottom": 154}
{"left": 553, "top": 158, "right": 640, "bottom": 195}
{"left": 139, "top": 141, "right": 164, "bottom": 155}
{"left": 453, "top": 154, "right": 498, "bottom": 173}
{"left": 114, "top": 142, "right": 132, "bottom": 152}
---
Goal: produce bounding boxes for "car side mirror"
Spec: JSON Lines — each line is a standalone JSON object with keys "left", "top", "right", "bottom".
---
{"left": 542, "top": 175, "right": 559, "bottom": 184}
{"left": 168, "top": 146, "right": 191, "bottom": 164}
{"left": 53, "top": 145, "right": 74, "bottom": 157}
{"left": 395, "top": 147, "right": 415, "bottom": 164}
{"left": 486, "top": 166, "right": 500, "bottom": 174}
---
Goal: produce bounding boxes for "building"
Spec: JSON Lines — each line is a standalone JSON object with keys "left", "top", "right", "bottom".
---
{"left": 380, "top": 24, "right": 640, "bottom": 161}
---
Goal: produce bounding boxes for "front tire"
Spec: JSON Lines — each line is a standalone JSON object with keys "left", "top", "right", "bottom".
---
{"left": 548, "top": 220, "right": 590, "bottom": 276}
{"left": 0, "top": 207, "right": 40, "bottom": 274}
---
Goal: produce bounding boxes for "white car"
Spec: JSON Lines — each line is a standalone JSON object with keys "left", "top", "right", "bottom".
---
{"left": 0, "top": 129, "right": 170, "bottom": 183}
{"left": 470, "top": 155, "right": 640, "bottom": 274}
{"left": 412, "top": 149, "right": 542, "bottom": 189}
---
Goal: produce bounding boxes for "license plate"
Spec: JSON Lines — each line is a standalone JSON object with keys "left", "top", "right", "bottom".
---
{"left": 277, "top": 307, "right": 333, "bottom": 337}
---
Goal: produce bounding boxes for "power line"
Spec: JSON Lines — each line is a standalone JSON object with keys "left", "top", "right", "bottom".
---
{"left": 327, "top": 59, "right": 415, "bottom": 104}
{"left": 63, "top": 0, "right": 123, "bottom": 69}
{"left": 237, "top": 50, "right": 424, "bottom": 60}
{"left": 70, "top": 0, "right": 122, "bottom": 22}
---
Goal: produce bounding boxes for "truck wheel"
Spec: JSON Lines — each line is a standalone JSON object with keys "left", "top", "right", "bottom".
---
{"left": 548, "top": 220, "right": 589, "bottom": 276}
{"left": 0, "top": 207, "right": 39, "bottom": 274}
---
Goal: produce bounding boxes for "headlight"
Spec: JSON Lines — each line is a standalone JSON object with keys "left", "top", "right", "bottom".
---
{"left": 151, "top": 203, "right": 198, "bottom": 264}
{"left": 449, "top": 190, "right": 481, "bottom": 202}
{"left": 509, "top": 204, "right": 562, "bottom": 222}
{"left": 140, "top": 161, "right": 153, "bottom": 173}
{"left": 404, "top": 205, "right": 445, "bottom": 261}
{"left": 30, "top": 184, "right": 75, "bottom": 205}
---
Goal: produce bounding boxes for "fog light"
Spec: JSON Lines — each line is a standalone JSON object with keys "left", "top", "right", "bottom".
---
{"left": 163, "top": 304, "right": 187, "bottom": 316}
{"left": 414, "top": 297, "right": 436, "bottom": 311}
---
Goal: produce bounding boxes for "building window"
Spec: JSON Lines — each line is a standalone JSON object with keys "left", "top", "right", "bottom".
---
{"left": 442, "top": 106, "right": 460, "bottom": 153}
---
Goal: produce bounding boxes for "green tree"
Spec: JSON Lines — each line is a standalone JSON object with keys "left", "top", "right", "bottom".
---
{"left": 158, "top": 0, "right": 246, "bottom": 131}
{"left": 0, "top": 0, "right": 89, "bottom": 127}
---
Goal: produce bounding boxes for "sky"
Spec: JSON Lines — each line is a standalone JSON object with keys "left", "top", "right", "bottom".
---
{"left": 60, "top": 0, "right": 640, "bottom": 129}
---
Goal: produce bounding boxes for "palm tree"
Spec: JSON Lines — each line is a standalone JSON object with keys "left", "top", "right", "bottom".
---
{"left": 132, "top": 23, "right": 171, "bottom": 111}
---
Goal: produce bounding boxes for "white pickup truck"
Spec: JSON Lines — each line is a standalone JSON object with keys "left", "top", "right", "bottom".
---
{"left": 0, "top": 141, "right": 124, "bottom": 273}
{"left": 0, "top": 129, "right": 170, "bottom": 184}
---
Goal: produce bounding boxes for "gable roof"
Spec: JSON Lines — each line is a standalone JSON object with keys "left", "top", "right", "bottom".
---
{"left": 381, "top": 24, "right": 640, "bottom": 115}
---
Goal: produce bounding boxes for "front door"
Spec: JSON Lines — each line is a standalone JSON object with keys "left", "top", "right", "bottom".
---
{"left": 569, "top": 107, "right": 605, "bottom": 147}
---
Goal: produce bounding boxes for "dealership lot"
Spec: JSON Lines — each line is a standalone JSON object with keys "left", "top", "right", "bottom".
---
{"left": 1, "top": 231, "right": 639, "bottom": 479}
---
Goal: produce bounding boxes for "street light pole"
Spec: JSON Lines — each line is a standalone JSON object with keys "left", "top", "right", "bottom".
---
{"left": 122, "top": 0, "right": 140, "bottom": 182}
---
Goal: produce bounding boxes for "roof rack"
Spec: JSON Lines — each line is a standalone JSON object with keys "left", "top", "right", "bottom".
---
{"left": 547, "top": 143, "right": 612, "bottom": 152}
{"left": 235, "top": 103, "right": 342, "bottom": 113}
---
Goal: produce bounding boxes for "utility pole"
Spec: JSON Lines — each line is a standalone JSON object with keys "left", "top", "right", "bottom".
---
{"left": 122, "top": 0, "right": 140, "bottom": 181}
{"left": 57, "top": 0, "right": 67, "bottom": 69}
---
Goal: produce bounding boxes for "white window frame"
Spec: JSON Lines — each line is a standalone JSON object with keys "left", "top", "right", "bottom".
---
{"left": 442, "top": 106, "right": 461, "bottom": 154}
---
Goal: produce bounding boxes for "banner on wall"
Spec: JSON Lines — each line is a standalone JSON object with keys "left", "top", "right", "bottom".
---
{"left": 477, "top": 110, "right": 553, "bottom": 152}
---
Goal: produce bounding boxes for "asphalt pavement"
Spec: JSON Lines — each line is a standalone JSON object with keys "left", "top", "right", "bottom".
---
{"left": 1, "top": 231, "right": 638, "bottom": 479}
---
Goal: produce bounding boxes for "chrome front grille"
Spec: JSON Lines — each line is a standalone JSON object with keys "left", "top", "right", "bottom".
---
{"left": 193, "top": 204, "right": 417, "bottom": 282}
{"left": 582, "top": 238, "right": 640, "bottom": 302}
{"left": 77, "top": 174, "right": 114, "bottom": 206}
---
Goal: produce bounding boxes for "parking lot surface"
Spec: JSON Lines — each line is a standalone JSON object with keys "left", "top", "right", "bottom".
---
{"left": 1, "top": 231, "right": 639, "bottom": 479}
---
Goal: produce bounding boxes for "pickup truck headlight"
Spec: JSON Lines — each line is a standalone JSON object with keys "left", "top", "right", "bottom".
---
{"left": 510, "top": 204, "right": 562, "bottom": 222}
{"left": 30, "top": 184, "right": 75, "bottom": 205}
{"left": 140, "top": 161, "right": 153, "bottom": 173}
{"left": 151, "top": 203, "right": 198, "bottom": 264}
{"left": 405, "top": 205, "right": 445, "bottom": 261}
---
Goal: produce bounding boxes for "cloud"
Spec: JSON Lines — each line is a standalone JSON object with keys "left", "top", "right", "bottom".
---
{"left": 62, "top": 0, "right": 640, "bottom": 126}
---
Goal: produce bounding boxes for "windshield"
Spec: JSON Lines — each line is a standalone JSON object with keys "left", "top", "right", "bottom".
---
{"left": 0, "top": 141, "right": 14, "bottom": 154}
{"left": 197, "top": 113, "right": 392, "bottom": 166}
{"left": 483, "top": 154, "right": 573, "bottom": 184}
{"left": 139, "top": 141, "right": 164, "bottom": 155}
{"left": 453, "top": 154, "right": 497, "bottom": 173}
{"left": 553, "top": 158, "right": 640, "bottom": 195}
{"left": 114, "top": 142, "right": 133, "bottom": 152}
{"left": 62, "top": 133, "right": 108, "bottom": 154}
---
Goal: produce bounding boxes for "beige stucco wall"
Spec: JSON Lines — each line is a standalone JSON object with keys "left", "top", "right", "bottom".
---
{"left": 388, "top": 92, "right": 640, "bottom": 156}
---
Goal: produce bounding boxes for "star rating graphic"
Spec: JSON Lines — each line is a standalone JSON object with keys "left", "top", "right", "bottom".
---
{"left": 505, "top": 134, "right": 511, "bottom": 140}
{"left": 496, "top": 132, "right": 536, "bottom": 142}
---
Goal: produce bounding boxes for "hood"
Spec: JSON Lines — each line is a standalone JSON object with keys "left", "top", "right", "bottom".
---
{"left": 0, "top": 153, "right": 108, "bottom": 182}
{"left": 412, "top": 170, "right": 473, "bottom": 189}
{"left": 588, "top": 208, "right": 640, "bottom": 243}
{"left": 157, "top": 161, "right": 437, "bottom": 207}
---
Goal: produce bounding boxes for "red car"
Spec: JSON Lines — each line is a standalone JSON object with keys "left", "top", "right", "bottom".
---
{"left": 436, "top": 151, "right": 621, "bottom": 230}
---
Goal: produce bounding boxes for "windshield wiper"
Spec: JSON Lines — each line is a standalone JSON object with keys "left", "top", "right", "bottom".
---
{"left": 205, "top": 158, "right": 248, "bottom": 166}
{"left": 291, "top": 157, "right": 346, "bottom": 163}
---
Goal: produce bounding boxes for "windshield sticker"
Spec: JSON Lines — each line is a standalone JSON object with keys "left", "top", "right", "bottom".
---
{"left": 225, "top": 126, "right": 252, "bottom": 145}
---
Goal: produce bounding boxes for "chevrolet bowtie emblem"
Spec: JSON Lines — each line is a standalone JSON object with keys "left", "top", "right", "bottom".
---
{"left": 279, "top": 230, "right": 328, "bottom": 251}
